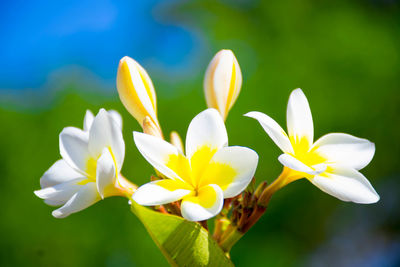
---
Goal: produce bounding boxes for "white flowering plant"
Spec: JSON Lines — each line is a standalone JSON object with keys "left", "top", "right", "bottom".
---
{"left": 35, "top": 50, "right": 379, "bottom": 266}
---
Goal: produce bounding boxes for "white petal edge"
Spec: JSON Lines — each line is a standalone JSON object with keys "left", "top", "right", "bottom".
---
{"left": 310, "top": 166, "right": 379, "bottom": 204}
{"left": 59, "top": 126, "right": 90, "bottom": 174}
{"left": 88, "top": 109, "right": 125, "bottom": 171}
{"left": 209, "top": 146, "right": 259, "bottom": 198}
{"left": 185, "top": 108, "right": 228, "bottom": 159}
{"left": 109, "top": 110, "right": 123, "bottom": 129}
{"left": 181, "top": 184, "right": 224, "bottom": 221}
{"left": 52, "top": 182, "right": 101, "bottom": 218}
{"left": 132, "top": 180, "right": 191, "bottom": 206}
{"left": 133, "top": 132, "right": 182, "bottom": 180}
{"left": 34, "top": 178, "right": 86, "bottom": 206}
{"left": 245, "top": 111, "right": 294, "bottom": 154}
{"left": 40, "top": 159, "right": 84, "bottom": 188}
{"left": 83, "top": 110, "right": 94, "bottom": 132}
{"left": 278, "top": 154, "right": 326, "bottom": 175}
{"left": 96, "top": 148, "right": 117, "bottom": 199}
{"left": 312, "top": 133, "right": 375, "bottom": 170}
{"left": 286, "top": 88, "right": 314, "bottom": 144}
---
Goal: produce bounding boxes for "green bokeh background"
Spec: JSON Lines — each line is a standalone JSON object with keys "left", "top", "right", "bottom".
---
{"left": 1, "top": 0, "right": 399, "bottom": 266}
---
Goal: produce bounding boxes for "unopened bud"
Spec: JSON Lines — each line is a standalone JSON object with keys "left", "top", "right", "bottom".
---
{"left": 170, "top": 131, "right": 184, "bottom": 153}
{"left": 204, "top": 49, "right": 242, "bottom": 121}
{"left": 117, "top": 56, "right": 160, "bottom": 129}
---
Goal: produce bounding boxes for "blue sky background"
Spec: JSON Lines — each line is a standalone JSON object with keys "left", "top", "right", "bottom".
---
{"left": 0, "top": 0, "right": 201, "bottom": 91}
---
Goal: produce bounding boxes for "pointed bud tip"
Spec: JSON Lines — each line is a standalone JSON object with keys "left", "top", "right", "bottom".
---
{"left": 119, "top": 56, "right": 132, "bottom": 64}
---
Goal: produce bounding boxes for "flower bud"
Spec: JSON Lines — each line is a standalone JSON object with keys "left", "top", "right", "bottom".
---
{"left": 170, "top": 131, "right": 184, "bottom": 153}
{"left": 117, "top": 56, "right": 160, "bottom": 130}
{"left": 204, "top": 49, "right": 242, "bottom": 120}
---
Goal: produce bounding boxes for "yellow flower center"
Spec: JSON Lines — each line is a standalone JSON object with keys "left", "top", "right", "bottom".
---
{"left": 165, "top": 145, "right": 237, "bottom": 194}
{"left": 78, "top": 147, "right": 118, "bottom": 185}
{"left": 290, "top": 137, "right": 324, "bottom": 166}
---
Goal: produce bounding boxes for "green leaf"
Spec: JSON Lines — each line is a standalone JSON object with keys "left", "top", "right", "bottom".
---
{"left": 131, "top": 201, "right": 234, "bottom": 267}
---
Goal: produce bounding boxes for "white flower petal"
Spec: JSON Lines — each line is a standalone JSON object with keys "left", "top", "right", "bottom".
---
{"left": 35, "top": 178, "right": 86, "bottom": 206}
{"left": 109, "top": 110, "right": 123, "bottom": 129}
{"left": 278, "top": 154, "right": 326, "bottom": 175}
{"left": 83, "top": 110, "right": 94, "bottom": 132}
{"left": 52, "top": 182, "right": 101, "bottom": 218}
{"left": 181, "top": 184, "right": 223, "bottom": 221}
{"left": 96, "top": 148, "right": 117, "bottom": 199}
{"left": 286, "top": 88, "right": 314, "bottom": 144}
{"left": 244, "top": 111, "right": 294, "bottom": 154}
{"left": 312, "top": 133, "right": 375, "bottom": 170}
{"left": 311, "top": 166, "right": 379, "bottom": 204}
{"left": 133, "top": 132, "right": 182, "bottom": 180}
{"left": 132, "top": 179, "right": 191, "bottom": 206}
{"left": 185, "top": 109, "right": 228, "bottom": 159}
{"left": 88, "top": 109, "right": 125, "bottom": 171}
{"left": 201, "top": 146, "right": 258, "bottom": 198}
{"left": 59, "top": 126, "right": 90, "bottom": 174}
{"left": 40, "top": 159, "right": 84, "bottom": 188}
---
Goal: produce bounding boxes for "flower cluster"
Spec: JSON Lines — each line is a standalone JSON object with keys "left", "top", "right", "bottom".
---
{"left": 35, "top": 49, "right": 379, "bottom": 253}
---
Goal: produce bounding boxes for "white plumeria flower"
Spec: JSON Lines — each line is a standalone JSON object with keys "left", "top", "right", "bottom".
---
{"left": 117, "top": 56, "right": 160, "bottom": 132}
{"left": 132, "top": 108, "right": 258, "bottom": 221}
{"left": 35, "top": 109, "right": 135, "bottom": 218}
{"left": 204, "top": 49, "right": 242, "bottom": 121}
{"left": 245, "top": 89, "right": 379, "bottom": 204}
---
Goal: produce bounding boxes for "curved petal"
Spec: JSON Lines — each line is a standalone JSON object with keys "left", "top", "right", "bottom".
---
{"left": 83, "top": 110, "right": 94, "bottom": 132}
{"left": 109, "top": 110, "right": 123, "bottom": 129}
{"left": 181, "top": 184, "right": 223, "bottom": 221}
{"left": 96, "top": 148, "right": 117, "bottom": 199}
{"left": 185, "top": 109, "right": 228, "bottom": 159}
{"left": 40, "top": 159, "right": 84, "bottom": 188}
{"left": 278, "top": 154, "right": 326, "bottom": 175}
{"left": 312, "top": 133, "right": 375, "bottom": 170}
{"left": 286, "top": 88, "right": 314, "bottom": 144}
{"left": 35, "top": 178, "right": 86, "bottom": 206}
{"left": 199, "top": 146, "right": 259, "bottom": 198}
{"left": 310, "top": 166, "right": 379, "bottom": 204}
{"left": 88, "top": 109, "right": 125, "bottom": 171}
{"left": 59, "top": 126, "right": 90, "bottom": 174}
{"left": 133, "top": 132, "right": 182, "bottom": 180}
{"left": 52, "top": 182, "right": 101, "bottom": 218}
{"left": 245, "top": 111, "right": 293, "bottom": 154}
{"left": 132, "top": 179, "right": 192, "bottom": 206}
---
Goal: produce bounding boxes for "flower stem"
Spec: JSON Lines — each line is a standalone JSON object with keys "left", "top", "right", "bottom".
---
{"left": 116, "top": 174, "right": 138, "bottom": 197}
{"left": 218, "top": 168, "right": 302, "bottom": 252}
{"left": 219, "top": 228, "right": 243, "bottom": 252}
{"left": 258, "top": 167, "right": 301, "bottom": 206}
{"left": 213, "top": 217, "right": 224, "bottom": 241}
{"left": 199, "top": 220, "right": 208, "bottom": 230}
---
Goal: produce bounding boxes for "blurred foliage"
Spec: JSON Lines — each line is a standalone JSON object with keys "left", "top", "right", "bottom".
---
{"left": 1, "top": 0, "right": 400, "bottom": 266}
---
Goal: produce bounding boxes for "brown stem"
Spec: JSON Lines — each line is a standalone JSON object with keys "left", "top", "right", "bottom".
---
{"left": 238, "top": 205, "right": 267, "bottom": 233}
{"left": 154, "top": 205, "right": 169, "bottom": 214}
{"left": 213, "top": 218, "right": 223, "bottom": 241}
{"left": 199, "top": 220, "right": 208, "bottom": 230}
